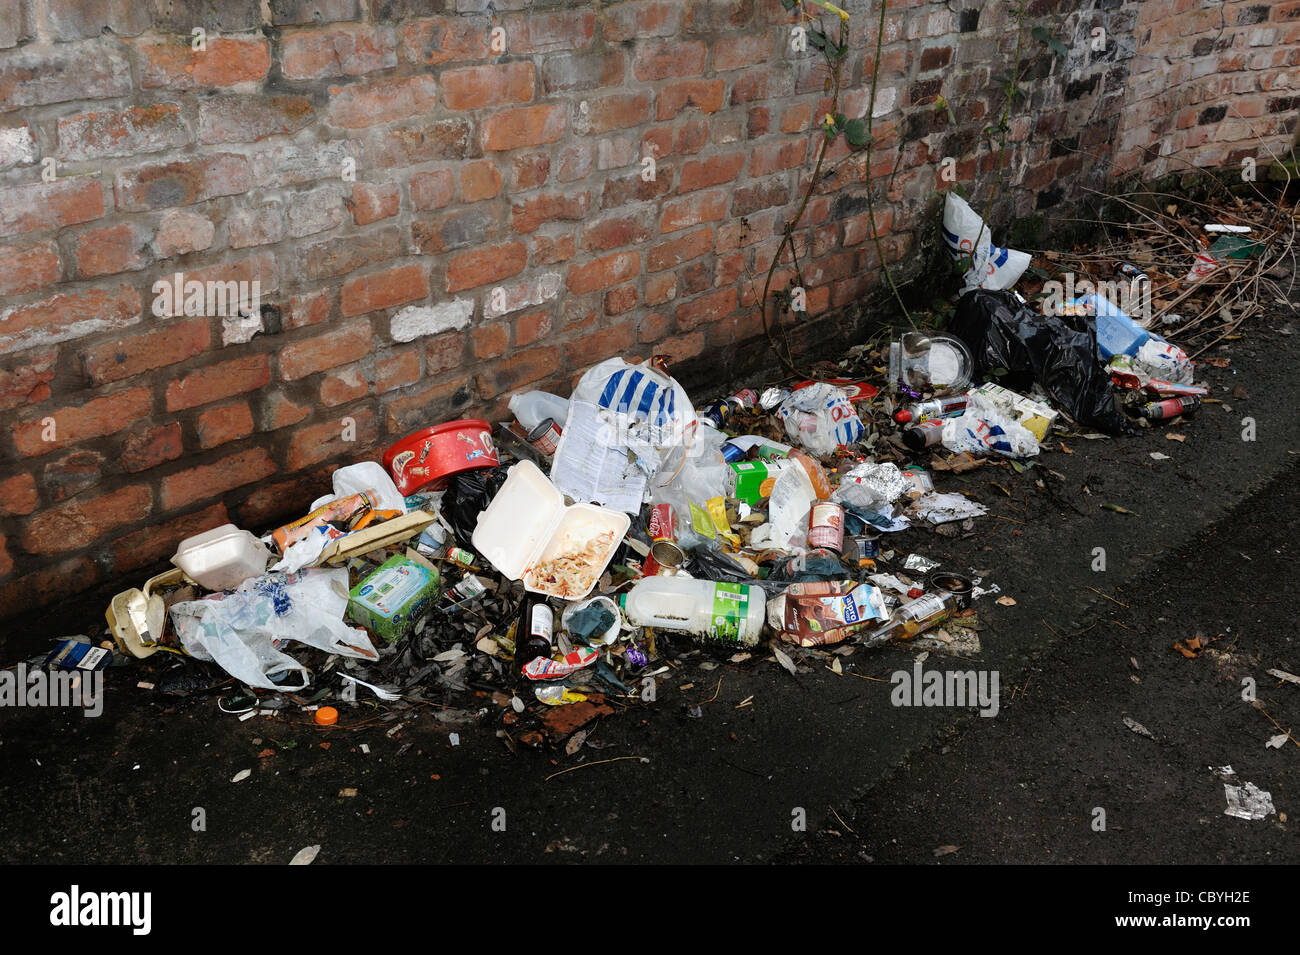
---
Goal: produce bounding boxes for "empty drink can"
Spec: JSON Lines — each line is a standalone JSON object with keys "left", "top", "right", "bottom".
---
{"left": 528, "top": 418, "right": 562, "bottom": 456}
{"left": 647, "top": 502, "right": 685, "bottom": 567}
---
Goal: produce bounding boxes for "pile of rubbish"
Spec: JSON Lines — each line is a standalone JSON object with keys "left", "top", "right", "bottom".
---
{"left": 31, "top": 187, "right": 1286, "bottom": 752}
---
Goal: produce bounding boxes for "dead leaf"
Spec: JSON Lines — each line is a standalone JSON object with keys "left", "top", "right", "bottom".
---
{"left": 1123, "top": 716, "right": 1154, "bottom": 739}
{"left": 772, "top": 646, "right": 799, "bottom": 676}
{"left": 257, "top": 748, "right": 275, "bottom": 759}
{"left": 1166, "top": 433, "right": 1187, "bottom": 443}
{"left": 996, "top": 596, "right": 1017, "bottom": 607}
{"left": 231, "top": 769, "right": 251, "bottom": 783}
{"left": 289, "top": 845, "right": 320, "bottom": 866}
{"left": 1150, "top": 452, "right": 1170, "bottom": 461}
{"left": 339, "top": 787, "right": 358, "bottom": 798}
{"left": 933, "top": 845, "right": 960, "bottom": 857}
{"left": 1204, "top": 357, "right": 1231, "bottom": 368}
{"left": 831, "top": 657, "right": 843, "bottom": 674}
{"left": 565, "top": 729, "right": 589, "bottom": 756}
{"left": 1059, "top": 442, "right": 1073, "bottom": 454}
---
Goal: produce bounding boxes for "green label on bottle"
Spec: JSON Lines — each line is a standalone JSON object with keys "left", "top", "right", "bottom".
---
{"left": 709, "top": 582, "right": 749, "bottom": 642}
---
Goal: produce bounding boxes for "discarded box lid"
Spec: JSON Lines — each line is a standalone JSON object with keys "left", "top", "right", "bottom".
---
{"left": 318, "top": 509, "right": 438, "bottom": 565}
{"left": 106, "top": 567, "right": 186, "bottom": 659}
{"left": 383, "top": 419, "right": 498, "bottom": 495}
{"left": 472, "top": 460, "right": 629, "bottom": 600}
{"left": 171, "top": 523, "right": 270, "bottom": 592}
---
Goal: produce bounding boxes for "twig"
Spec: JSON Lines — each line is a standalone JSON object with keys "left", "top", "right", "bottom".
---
{"left": 545, "top": 755, "right": 646, "bottom": 782}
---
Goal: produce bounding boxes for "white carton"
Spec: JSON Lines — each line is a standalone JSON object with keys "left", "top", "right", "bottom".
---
{"left": 170, "top": 523, "right": 271, "bottom": 592}
{"left": 472, "top": 460, "right": 630, "bottom": 600}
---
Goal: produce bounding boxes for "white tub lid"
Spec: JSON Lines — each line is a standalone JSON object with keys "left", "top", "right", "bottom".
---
{"left": 471, "top": 460, "right": 565, "bottom": 581}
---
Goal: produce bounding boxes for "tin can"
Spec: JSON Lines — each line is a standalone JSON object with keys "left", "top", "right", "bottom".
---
{"left": 700, "top": 397, "right": 733, "bottom": 429}
{"left": 1115, "top": 262, "right": 1149, "bottom": 282}
{"left": 720, "top": 441, "right": 747, "bottom": 464}
{"left": 901, "top": 419, "right": 945, "bottom": 452}
{"left": 527, "top": 417, "right": 562, "bottom": 456}
{"left": 807, "top": 501, "right": 845, "bottom": 552}
{"left": 647, "top": 503, "right": 685, "bottom": 567}
{"left": 850, "top": 533, "right": 880, "bottom": 560}
{"left": 928, "top": 571, "right": 973, "bottom": 610}
{"left": 730, "top": 389, "right": 759, "bottom": 409}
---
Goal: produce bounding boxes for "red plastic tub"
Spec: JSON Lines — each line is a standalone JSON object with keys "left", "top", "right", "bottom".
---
{"left": 383, "top": 420, "right": 498, "bottom": 495}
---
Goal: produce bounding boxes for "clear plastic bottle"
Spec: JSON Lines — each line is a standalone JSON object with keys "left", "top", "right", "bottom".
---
{"left": 618, "top": 576, "right": 766, "bottom": 647}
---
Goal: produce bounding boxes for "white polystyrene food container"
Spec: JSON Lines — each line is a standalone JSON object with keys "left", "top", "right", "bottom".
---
{"left": 170, "top": 523, "right": 271, "bottom": 592}
{"left": 472, "top": 460, "right": 630, "bottom": 600}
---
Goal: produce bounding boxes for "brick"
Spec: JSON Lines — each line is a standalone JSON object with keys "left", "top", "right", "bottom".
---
{"left": 320, "top": 366, "right": 369, "bottom": 407}
{"left": 0, "top": 42, "right": 130, "bottom": 110}
{"left": 603, "top": 167, "right": 675, "bottom": 207}
{"left": 384, "top": 378, "right": 466, "bottom": 434}
{"left": 40, "top": 450, "right": 101, "bottom": 503}
{"left": 161, "top": 448, "right": 275, "bottom": 511}
{"left": 564, "top": 322, "right": 637, "bottom": 367}
{"left": 442, "top": 62, "right": 534, "bottom": 110}
{"left": 473, "top": 323, "right": 508, "bottom": 359}
{"left": 115, "top": 154, "right": 250, "bottom": 213}
{"left": 197, "top": 402, "right": 255, "bottom": 449}
{"left": 285, "top": 291, "right": 332, "bottom": 331}
{"left": 138, "top": 37, "right": 271, "bottom": 89}
{"left": 286, "top": 184, "right": 348, "bottom": 238}
{"left": 424, "top": 331, "right": 465, "bottom": 375}
{"left": 281, "top": 319, "right": 373, "bottom": 380}
{"left": 582, "top": 209, "right": 656, "bottom": 251}
{"left": 677, "top": 122, "right": 709, "bottom": 154}
{"left": 45, "top": 0, "right": 149, "bottom": 39}
{"left": 198, "top": 95, "right": 315, "bottom": 144}
{"left": 658, "top": 80, "right": 726, "bottom": 120}
{"left": 1, "top": 284, "right": 139, "bottom": 358}
{"left": 511, "top": 192, "right": 591, "bottom": 233}
{"left": 781, "top": 103, "right": 813, "bottom": 134}
{"left": 376, "top": 349, "right": 421, "bottom": 391}
{"left": 328, "top": 75, "right": 439, "bottom": 128}
{"left": 660, "top": 189, "right": 728, "bottom": 233}
{"left": 120, "top": 422, "right": 183, "bottom": 473}
{"left": 920, "top": 45, "right": 952, "bottom": 71}
{"left": 0, "top": 473, "right": 37, "bottom": 516}
{"left": 0, "top": 350, "right": 56, "bottom": 413}
{"left": 0, "top": 178, "right": 104, "bottom": 238}
{"left": 637, "top": 310, "right": 671, "bottom": 342}
{"left": 0, "top": 124, "right": 37, "bottom": 171}
{"left": 732, "top": 178, "right": 790, "bottom": 216}
{"left": 503, "top": 9, "right": 596, "bottom": 53}
{"left": 514, "top": 310, "right": 555, "bottom": 348}
{"left": 507, "top": 156, "right": 550, "bottom": 193}
{"left": 446, "top": 241, "right": 528, "bottom": 291}
{"left": 566, "top": 251, "right": 639, "bottom": 294}
{"left": 286, "top": 409, "right": 377, "bottom": 471}
{"left": 399, "top": 17, "right": 488, "bottom": 66}
{"left": 680, "top": 261, "right": 712, "bottom": 294}
{"left": 483, "top": 105, "right": 567, "bottom": 151}
{"left": 73, "top": 222, "right": 152, "bottom": 278}
{"left": 585, "top": 92, "right": 653, "bottom": 133}
{"left": 605, "top": 284, "right": 639, "bottom": 315}
{"left": 262, "top": 393, "right": 311, "bottom": 431}
{"left": 166, "top": 355, "right": 271, "bottom": 411}
{"left": 541, "top": 51, "right": 625, "bottom": 93}
{"left": 460, "top": 160, "right": 502, "bottom": 201}
{"left": 410, "top": 168, "right": 456, "bottom": 211}
{"left": 341, "top": 264, "right": 430, "bottom": 317}
{"left": 749, "top": 139, "right": 807, "bottom": 177}
{"left": 648, "top": 227, "right": 713, "bottom": 271}
{"left": 555, "top": 143, "right": 594, "bottom": 182}
{"left": 80, "top": 316, "right": 210, "bottom": 387}
{"left": 676, "top": 287, "right": 737, "bottom": 330}
{"left": 147, "top": 0, "right": 260, "bottom": 30}
{"left": 281, "top": 25, "right": 397, "bottom": 79}
{"left": 149, "top": 252, "right": 276, "bottom": 319}
{"left": 715, "top": 34, "right": 772, "bottom": 72}
{"left": 362, "top": 118, "right": 473, "bottom": 167}
{"left": 57, "top": 104, "right": 189, "bottom": 161}
{"left": 301, "top": 226, "right": 401, "bottom": 280}
{"left": 484, "top": 272, "right": 562, "bottom": 319}
{"left": 251, "top": 140, "right": 355, "bottom": 187}
{"left": 0, "top": 241, "right": 60, "bottom": 296}
{"left": 475, "top": 345, "right": 561, "bottom": 399}
{"left": 154, "top": 210, "right": 215, "bottom": 258}
{"left": 111, "top": 503, "right": 230, "bottom": 577}
{"left": 645, "top": 272, "right": 677, "bottom": 306}
{"left": 411, "top": 205, "right": 506, "bottom": 254}
{"left": 633, "top": 40, "right": 706, "bottom": 81}
{"left": 747, "top": 107, "right": 770, "bottom": 138}
{"left": 678, "top": 152, "right": 746, "bottom": 192}
{"left": 24, "top": 485, "right": 152, "bottom": 555}
{"left": 228, "top": 202, "right": 285, "bottom": 249}
{"left": 348, "top": 181, "right": 400, "bottom": 224}
{"left": 270, "top": 0, "right": 362, "bottom": 25}
{"left": 0, "top": 558, "right": 99, "bottom": 619}
{"left": 532, "top": 231, "right": 577, "bottom": 265}
{"left": 605, "top": 2, "right": 680, "bottom": 42}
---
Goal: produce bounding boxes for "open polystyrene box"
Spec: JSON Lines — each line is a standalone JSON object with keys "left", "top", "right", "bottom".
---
{"left": 472, "top": 460, "right": 630, "bottom": 600}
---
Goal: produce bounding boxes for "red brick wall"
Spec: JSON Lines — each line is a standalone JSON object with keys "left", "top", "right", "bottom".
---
{"left": 0, "top": 0, "right": 1295, "bottom": 618}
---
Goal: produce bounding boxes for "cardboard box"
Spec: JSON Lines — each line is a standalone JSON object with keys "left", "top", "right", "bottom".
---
{"left": 347, "top": 554, "right": 440, "bottom": 643}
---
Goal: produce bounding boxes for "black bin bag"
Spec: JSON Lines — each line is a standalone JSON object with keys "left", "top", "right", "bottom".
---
{"left": 947, "top": 289, "right": 1132, "bottom": 435}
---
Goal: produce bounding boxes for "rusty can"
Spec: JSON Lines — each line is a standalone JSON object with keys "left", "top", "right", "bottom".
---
{"left": 807, "top": 501, "right": 845, "bottom": 552}
{"left": 527, "top": 417, "right": 562, "bottom": 456}
{"left": 647, "top": 502, "right": 686, "bottom": 567}
{"left": 730, "top": 388, "right": 759, "bottom": 409}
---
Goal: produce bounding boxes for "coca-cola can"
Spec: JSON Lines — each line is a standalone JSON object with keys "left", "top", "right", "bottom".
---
{"left": 527, "top": 418, "right": 562, "bottom": 456}
{"left": 807, "top": 501, "right": 845, "bottom": 552}
{"left": 647, "top": 502, "right": 685, "bottom": 567}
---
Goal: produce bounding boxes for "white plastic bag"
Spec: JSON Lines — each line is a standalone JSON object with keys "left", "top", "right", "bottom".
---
{"left": 776, "top": 383, "right": 865, "bottom": 455}
{"left": 312, "top": 461, "right": 406, "bottom": 514}
{"left": 941, "top": 389, "right": 1040, "bottom": 458}
{"left": 942, "top": 192, "right": 1031, "bottom": 292}
{"left": 170, "top": 567, "right": 377, "bottom": 690}
{"left": 569, "top": 357, "right": 698, "bottom": 457}
{"left": 1133, "top": 338, "right": 1194, "bottom": 384}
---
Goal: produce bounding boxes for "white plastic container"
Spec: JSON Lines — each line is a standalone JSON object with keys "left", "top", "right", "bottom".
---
{"left": 618, "top": 576, "right": 766, "bottom": 646}
{"left": 171, "top": 524, "right": 271, "bottom": 592}
{"left": 471, "top": 460, "right": 629, "bottom": 600}
{"left": 508, "top": 391, "right": 570, "bottom": 432}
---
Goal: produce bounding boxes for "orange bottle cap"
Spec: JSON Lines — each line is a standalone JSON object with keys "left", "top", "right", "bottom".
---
{"left": 315, "top": 706, "right": 339, "bottom": 726}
